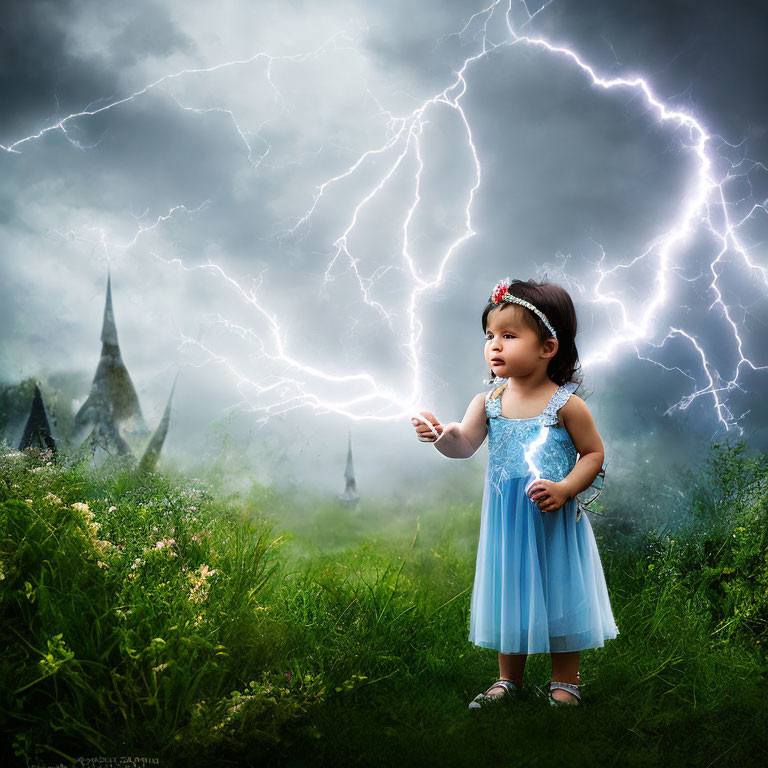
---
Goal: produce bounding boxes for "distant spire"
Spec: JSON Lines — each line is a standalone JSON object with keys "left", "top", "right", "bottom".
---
{"left": 73, "top": 270, "right": 148, "bottom": 458}
{"left": 18, "top": 383, "right": 56, "bottom": 452}
{"left": 338, "top": 430, "right": 360, "bottom": 506}
{"left": 138, "top": 370, "right": 179, "bottom": 473}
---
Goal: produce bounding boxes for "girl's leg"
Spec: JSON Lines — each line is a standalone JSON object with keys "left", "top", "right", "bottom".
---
{"left": 550, "top": 650, "right": 580, "bottom": 703}
{"left": 485, "top": 652, "right": 527, "bottom": 696}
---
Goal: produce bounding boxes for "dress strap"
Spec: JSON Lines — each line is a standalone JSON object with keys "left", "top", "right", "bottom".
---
{"left": 541, "top": 381, "right": 579, "bottom": 426}
{"left": 484, "top": 382, "right": 507, "bottom": 420}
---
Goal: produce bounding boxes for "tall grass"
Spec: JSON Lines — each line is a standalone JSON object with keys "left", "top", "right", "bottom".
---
{"left": 1, "top": 439, "right": 766, "bottom": 767}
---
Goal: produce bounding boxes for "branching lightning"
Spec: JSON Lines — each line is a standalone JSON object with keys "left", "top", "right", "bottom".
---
{"left": 4, "top": 0, "right": 768, "bottom": 440}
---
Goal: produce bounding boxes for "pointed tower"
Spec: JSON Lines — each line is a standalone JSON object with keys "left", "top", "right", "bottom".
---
{"left": 72, "top": 269, "right": 148, "bottom": 459}
{"left": 337, "top": 430, "right": 360, "bottom": 507}
{"left": 18, "top": 383, "right": 57, "bottom": 452}
{"left": 138, "top": 370, "right": 179, "bottom": 473}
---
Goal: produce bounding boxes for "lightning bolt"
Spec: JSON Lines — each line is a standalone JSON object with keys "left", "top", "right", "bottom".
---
{"left": 5, "top": 0, "right": 767, "bottom": 443}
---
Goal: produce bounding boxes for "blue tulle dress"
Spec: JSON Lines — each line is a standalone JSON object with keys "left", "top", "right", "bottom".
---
{"left": 467, "top": 380, "right": 619, "bottom": 655}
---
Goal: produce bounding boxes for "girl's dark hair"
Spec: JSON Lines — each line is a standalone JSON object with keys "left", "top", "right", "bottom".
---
{"left": 481, "top": 279, "right": 582, "bottom": 387}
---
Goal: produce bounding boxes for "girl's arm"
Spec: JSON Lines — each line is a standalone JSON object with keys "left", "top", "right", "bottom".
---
{"left": 558, "top": 395, "right": 605, "bottom": 498}
{"left": 434, "top": 393, "right": 488, "bottom": 459}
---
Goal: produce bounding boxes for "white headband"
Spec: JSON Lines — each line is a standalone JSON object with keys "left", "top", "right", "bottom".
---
{"left": 490, "top": 278, "right": 558, "bottom": 340}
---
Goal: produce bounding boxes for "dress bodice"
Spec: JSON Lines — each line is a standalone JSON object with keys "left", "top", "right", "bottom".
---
{"left": 485, "top": 380, "right": 579, "bottom": 487}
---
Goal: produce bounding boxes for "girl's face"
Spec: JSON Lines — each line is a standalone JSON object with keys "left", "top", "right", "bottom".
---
{"left": 484, "top": 304, "right": 554, "bottom": 378}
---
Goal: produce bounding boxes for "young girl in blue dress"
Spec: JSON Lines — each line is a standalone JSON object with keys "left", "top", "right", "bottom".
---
{"left": 411, "top": 278, "right": 619, "bottom": 708}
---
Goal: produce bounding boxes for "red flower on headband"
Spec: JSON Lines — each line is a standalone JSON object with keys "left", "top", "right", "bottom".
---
{"left": 491, "top": 282, "right": 509, "bottom": 303}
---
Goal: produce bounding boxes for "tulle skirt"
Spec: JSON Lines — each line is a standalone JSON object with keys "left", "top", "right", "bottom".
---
{"left": 468, "top": 471, "right": 619, "bottom": 655}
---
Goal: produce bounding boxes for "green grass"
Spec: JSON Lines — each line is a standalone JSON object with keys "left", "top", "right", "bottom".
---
{"left": 0, "top": 439, "right": 766, "bottom": 767}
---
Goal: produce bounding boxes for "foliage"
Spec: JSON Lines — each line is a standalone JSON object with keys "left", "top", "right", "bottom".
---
{"left": 0, "top": 437, "right": 767, "bottom": 767}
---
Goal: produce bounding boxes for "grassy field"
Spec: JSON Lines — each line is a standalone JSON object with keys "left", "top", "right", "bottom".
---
{"left": 0, "top": 440, "right": 766, "bottom": 767}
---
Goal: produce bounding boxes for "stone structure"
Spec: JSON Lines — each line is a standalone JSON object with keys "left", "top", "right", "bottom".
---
{"left": 338, "top": 430, "right": 360, "bottom": 506}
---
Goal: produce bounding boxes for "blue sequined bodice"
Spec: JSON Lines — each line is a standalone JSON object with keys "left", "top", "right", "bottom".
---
{"left": 485, "top": 380, "right": 579, "bottom": 487}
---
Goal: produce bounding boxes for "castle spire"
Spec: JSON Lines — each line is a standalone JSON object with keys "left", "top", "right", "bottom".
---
{"left": 338, "top": 430, "right": 360, "bottom": 506}
{"left": 18, "top": 383, "right": 56, "bottom": 452}
{"left": 138, "top": 370, "right": 179, "bottom": 473}
{"left": 101, "top": 269, "right": 119, "bottom": 347}
{"left": 72, "top": 269, "right": 148, "bottom": 459}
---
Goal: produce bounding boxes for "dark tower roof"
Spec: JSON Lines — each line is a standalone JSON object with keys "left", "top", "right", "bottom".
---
{"left": 72, "top": 269, "right": 148, "bottom": 457}
{"left": 18, "top": 383, "right": 56, "bottom": 452}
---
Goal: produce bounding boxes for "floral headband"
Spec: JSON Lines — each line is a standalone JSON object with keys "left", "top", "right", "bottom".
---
{"left": 489, "top": 278, "right": 557, "bottom": 340}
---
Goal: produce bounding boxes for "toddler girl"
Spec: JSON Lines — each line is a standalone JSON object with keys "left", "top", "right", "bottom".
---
{"left": 411, "top": 278, "right": 619, "bottom": 708}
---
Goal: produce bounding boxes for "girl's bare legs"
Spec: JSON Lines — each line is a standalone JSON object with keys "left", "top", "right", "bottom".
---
{"left": 484, "top": 652, "right": 527, "bottom": 697}
{"left": 550, "top": 650, "right": 580, "bottom": 703}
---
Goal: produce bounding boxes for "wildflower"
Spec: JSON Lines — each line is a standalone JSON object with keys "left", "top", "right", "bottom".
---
{"left": 284, "top": 672, "right": 292, "bottom": 680}
{"left": 187, "top": 563, "right": 217, "bottom": 603}
{"left": 108, "top": 506, "right": 117, "bottom": 513}
{"left": 25, "top": 498, "right": 33, "bottom": 505}
{"left": 71, "top": 502, "right": 90, "bottom": 515}
{"left": 153, "top": 526, "right": 159, "bottom": 532}
{"left": 97, "top": 560, "right": 108, "bottom": 569}
{"left": 44, "top": 492, "right": 63, "bottom": 505}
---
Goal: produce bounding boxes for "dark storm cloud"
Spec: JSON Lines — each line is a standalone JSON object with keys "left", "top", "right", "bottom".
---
{"left": 535, "top": 0, "right": 768, "bottom": 153}
{"left": 0, "top": 1, "right": 194, "bottom": 140}
{"left": 0, "top": 0, "right": 109, "bottom": 138}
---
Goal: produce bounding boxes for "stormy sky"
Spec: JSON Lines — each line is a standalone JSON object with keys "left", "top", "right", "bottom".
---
{"left": 2, "top": 0, "right": 767, "bottom": 502}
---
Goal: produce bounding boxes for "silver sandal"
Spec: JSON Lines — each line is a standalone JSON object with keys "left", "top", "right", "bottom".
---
{"left": 548, "top": 680, "right": 582, "bottom": 707}
{"left": 468, "top": 679, "right": 519, "bottom": 709}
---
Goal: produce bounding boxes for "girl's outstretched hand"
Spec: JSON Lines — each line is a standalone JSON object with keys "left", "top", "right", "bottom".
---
{"left": 527, "top": 479, "right": 570, "bottom": 512}
{"left": 411, "top": 412, "right": 444, "bottom": 442}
